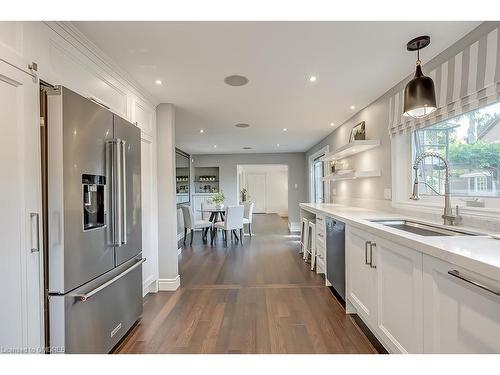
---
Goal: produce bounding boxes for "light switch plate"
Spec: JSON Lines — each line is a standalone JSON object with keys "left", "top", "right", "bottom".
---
{"left": 384, "top": 188, "right": 392, "bottom": 200}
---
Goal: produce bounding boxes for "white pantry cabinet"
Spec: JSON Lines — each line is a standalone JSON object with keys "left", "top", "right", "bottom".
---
{"left": 423, "top": 254, "right": 500, "bottom": 353}
{"left": 0, "top": 60, "right": 43, "bottom": 351}
{"left": 346, "top": 226, "right": 423, "bottom": 353}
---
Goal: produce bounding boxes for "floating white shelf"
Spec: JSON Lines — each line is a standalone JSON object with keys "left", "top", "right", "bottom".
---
{"left": 320, "top": 139, "right": 380, "bottom": 162}
{"left": 321, "top": 170, "right": 381, "bottom": 182}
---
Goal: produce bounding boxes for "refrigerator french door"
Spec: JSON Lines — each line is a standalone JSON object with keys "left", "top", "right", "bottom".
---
{"left": 46, "top": 86, "right": 143, "bottom": 353}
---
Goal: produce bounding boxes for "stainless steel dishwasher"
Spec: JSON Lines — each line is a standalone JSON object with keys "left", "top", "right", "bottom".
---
{"left": 326, "top": 217, "right": 346, "bottom": 302}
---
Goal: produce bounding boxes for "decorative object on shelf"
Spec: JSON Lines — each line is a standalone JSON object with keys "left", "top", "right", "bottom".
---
{"left": 240, "top": 188, "right": 249, "bottom": 202}
{"left": 348, "top": 121, "right": 366, "bottom": 142}
{"left": 330, "top": 161, "right": 336, "bottom": 174}
{"left": 209, "top": 191, "right": 225, "bottom": 210}
{"left": 403, "top": 35, "right": 437, "bottom": 119}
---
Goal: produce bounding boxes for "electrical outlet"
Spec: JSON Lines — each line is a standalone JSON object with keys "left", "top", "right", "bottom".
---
{"left": 384, "top": 188, "right": 392, "bottom": 200}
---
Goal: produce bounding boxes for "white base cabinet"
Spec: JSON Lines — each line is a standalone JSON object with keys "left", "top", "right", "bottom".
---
{"left": 423, "top": 254, "right": 500, "bottom": 353}
{"left": 346, "top": 226, "right": 423, "bottom": 353}
{"left": 346, "top": 225, "right": 500, "bottom": 354}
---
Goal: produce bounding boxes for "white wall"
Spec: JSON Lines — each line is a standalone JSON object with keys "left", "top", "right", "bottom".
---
{"left": 238, "top": 164, "right": 288, "bottom": 217}
{"left": 191, "top": 153, "right": 306, "bottom": 230}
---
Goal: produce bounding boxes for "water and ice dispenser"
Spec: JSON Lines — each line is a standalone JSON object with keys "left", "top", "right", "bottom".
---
{"left": 82, "top": 174, "right": 106, "bottom": 231}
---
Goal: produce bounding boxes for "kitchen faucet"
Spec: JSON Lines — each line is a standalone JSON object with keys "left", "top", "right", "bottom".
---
{"left": 410, "top": 151, "right": 462, "bottom": 226}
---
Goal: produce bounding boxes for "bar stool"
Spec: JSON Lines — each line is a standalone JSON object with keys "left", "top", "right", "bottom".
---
{"left": 300, "top": 217, "right": 309, "bottom": 254}
{"left": 305, "top": 221, "right": 316, "bottom": 271}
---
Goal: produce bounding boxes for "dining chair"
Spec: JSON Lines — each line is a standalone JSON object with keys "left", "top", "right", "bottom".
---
{"left": 213, "top": 205, "right": 244, "bottom": 247}
{"left": 181, "top": 205, "right": 212, "bottom": 245}
{"left": 242, "top": 201, "right": 254, "bottom": 236}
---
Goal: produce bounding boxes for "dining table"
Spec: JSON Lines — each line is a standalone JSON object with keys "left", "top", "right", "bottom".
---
{"left": 198, "top": 208, "right": 225, "bottom": 240}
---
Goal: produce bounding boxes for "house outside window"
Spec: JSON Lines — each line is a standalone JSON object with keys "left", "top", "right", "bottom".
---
{"left": 412, "top": 101, "right": 500, "bottom": 199}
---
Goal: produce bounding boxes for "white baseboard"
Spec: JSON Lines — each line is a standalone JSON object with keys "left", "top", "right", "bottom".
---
{"left": 142, "top": 275, "right": 158, "bottom": 296}
{"left": 158, "top": 275, "right": 181, "bottom": 291}
{"left": 288, "top": 221, "right": 300, "bottom": 232}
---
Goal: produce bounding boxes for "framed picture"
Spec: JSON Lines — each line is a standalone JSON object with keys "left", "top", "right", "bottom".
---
{"left": 348, "top": 121, "right": 366, "bottom": 142}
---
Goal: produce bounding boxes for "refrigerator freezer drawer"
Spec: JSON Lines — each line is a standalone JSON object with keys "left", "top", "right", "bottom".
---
{"left": 49, "top": 256, "right": 144, "bottom": 353}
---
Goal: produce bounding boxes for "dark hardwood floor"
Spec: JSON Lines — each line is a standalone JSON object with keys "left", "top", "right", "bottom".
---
{"left": 115, "top": 214, "right": 376, "bottom": 354}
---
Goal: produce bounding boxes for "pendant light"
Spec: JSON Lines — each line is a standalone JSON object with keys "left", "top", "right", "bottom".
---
{"left": 403, "top": 35, "right": 437, "bottom": 118}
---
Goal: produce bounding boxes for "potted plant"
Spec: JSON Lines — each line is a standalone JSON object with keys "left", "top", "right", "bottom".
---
{"left": 209, "top": 191, "right": 225, "bottom": 210}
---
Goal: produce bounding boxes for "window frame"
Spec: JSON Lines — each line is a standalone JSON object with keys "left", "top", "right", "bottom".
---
{"left": 308, "top": 145, "right": 329, "bottom": 203}
{"left": 391, "top": 131, "right": 500, "bottom": 222}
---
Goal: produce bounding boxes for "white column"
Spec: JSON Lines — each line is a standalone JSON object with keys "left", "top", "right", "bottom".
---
{"left": 156, "top": 104, "right": 180, "bottom": 290}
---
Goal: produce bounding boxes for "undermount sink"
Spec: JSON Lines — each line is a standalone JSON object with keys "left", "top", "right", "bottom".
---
{"left": 369, "top": 219, "right": 479, "bottom": 237}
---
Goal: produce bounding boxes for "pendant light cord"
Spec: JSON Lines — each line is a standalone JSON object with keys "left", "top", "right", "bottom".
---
{"left": 416, "top": 48, "right": 421, "bottom": 66}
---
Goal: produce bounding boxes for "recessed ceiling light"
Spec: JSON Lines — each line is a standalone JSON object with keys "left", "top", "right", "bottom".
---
{"left": 235, "top": 123, "right": 250, "bottom": 128}
{"left": 277, "top": 143, "right": 280, "bottom": 147}
{"left": 155, "top": 80, "right": 162, "bottom": 85}
{"left": 283, "top": 128, "right": 288, "bottom": 132}
{"left": 309, "top": 75, "right": 317, "bottom": 82}
{"left": 350, "top": 105, "right": 356, "bottom": 110}
{"left": 242, "top": 146, "right": 252, "bottom": 150}
{"left": 330, "top": 122, "right": 335, "bottom": 127}
{"left": 199, "top": 129, "right": 204, "bottom": 134}
{"left": 213, "top": 145, "right": 217, "bottom": 148}
{"left": 224, "top": 75, "right": 249, "bottom": 87}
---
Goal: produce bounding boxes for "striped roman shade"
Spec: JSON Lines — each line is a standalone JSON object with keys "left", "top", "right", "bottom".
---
{"left": 389, "top": 26, "right": 500, "bottom": 136}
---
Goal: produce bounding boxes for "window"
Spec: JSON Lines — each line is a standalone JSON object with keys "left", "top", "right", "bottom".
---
{"left": 412, "top": 101, "right": 500, "bottom": 199}
{"left": 312, "top": 156, "right": 325, "bottom": 203}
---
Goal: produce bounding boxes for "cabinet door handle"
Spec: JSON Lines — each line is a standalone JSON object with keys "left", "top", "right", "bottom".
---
{"left": 369, "top": 242, "right": 377, "bottom": 268}
{"left": 364, "top": 241, "right": 371, "bottom": 265}
{"left": 30, "top": 212, "right": 40, "bottom": 253}
{"left": 448, "top": 270, "right": 500, "bottom": 296}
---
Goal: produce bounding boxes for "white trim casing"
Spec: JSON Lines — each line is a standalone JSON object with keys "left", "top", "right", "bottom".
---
{"left": 158, "top": 275, "right": 181, "bottom": 291}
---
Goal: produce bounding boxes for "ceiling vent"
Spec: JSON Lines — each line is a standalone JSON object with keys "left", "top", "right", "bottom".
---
{"left": 224, "top": 75, "right": 249, "bottom": 87}
{"left": 235, "top": 123, "right": 250, "bottom": 128}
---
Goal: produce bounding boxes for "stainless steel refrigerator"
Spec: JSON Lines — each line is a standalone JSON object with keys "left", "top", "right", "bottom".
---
{"left": 46, "top": 86, "right": 143, "bottom": 353}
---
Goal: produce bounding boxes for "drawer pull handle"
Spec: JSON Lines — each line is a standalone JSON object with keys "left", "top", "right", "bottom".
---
{"left": 76, "top": 258, "right": 146, "bottom": 302}
{"left": 369, "top": 242, "right": 377, "bottom": 268}
{"left": 447, "top": 270, "right": 500, "bottom": 296}
{"left": 364, "top": 241, "right": 371, "bottom": 265}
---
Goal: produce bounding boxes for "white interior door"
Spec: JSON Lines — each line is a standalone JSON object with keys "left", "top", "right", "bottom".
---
{"left": 0, "top": 60, "right": 43, "bottom": 351}
{"left": 246, "top": 173, "right": 266, "bottom": 213}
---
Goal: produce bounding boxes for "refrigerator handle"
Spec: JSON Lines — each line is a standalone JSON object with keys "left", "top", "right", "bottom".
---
{"left": 107, "top": 139, "right": 122, "bottom": 246}
{"left": 116, "top": 139, "right": 123, "bottom": 246}
{"left": 121, "top": 140, "right": 127, "bottom": 245}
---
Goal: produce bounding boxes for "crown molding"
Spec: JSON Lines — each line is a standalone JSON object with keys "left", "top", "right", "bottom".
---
{"left": 44, "top": 21, "right": 159, "bottom": 108}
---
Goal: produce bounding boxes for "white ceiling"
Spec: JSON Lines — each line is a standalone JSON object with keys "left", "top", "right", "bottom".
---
{"left": 73, "top": 21, "right": 480, "bottom": 154}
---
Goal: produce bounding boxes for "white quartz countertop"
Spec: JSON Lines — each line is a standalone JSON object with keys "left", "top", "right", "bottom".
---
{"left": 300, "top": 203, "right": 500, "bottom": 281}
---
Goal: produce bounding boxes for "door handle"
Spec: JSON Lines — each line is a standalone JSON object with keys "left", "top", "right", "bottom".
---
{"left": 30, "top": 212, "right": 40, "bottom": 253}
{"left": 364, "top": 241, "right": 371, "bottom": 265}
{"left": 369, "top": 242, "right": 377, "bottom": 268}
